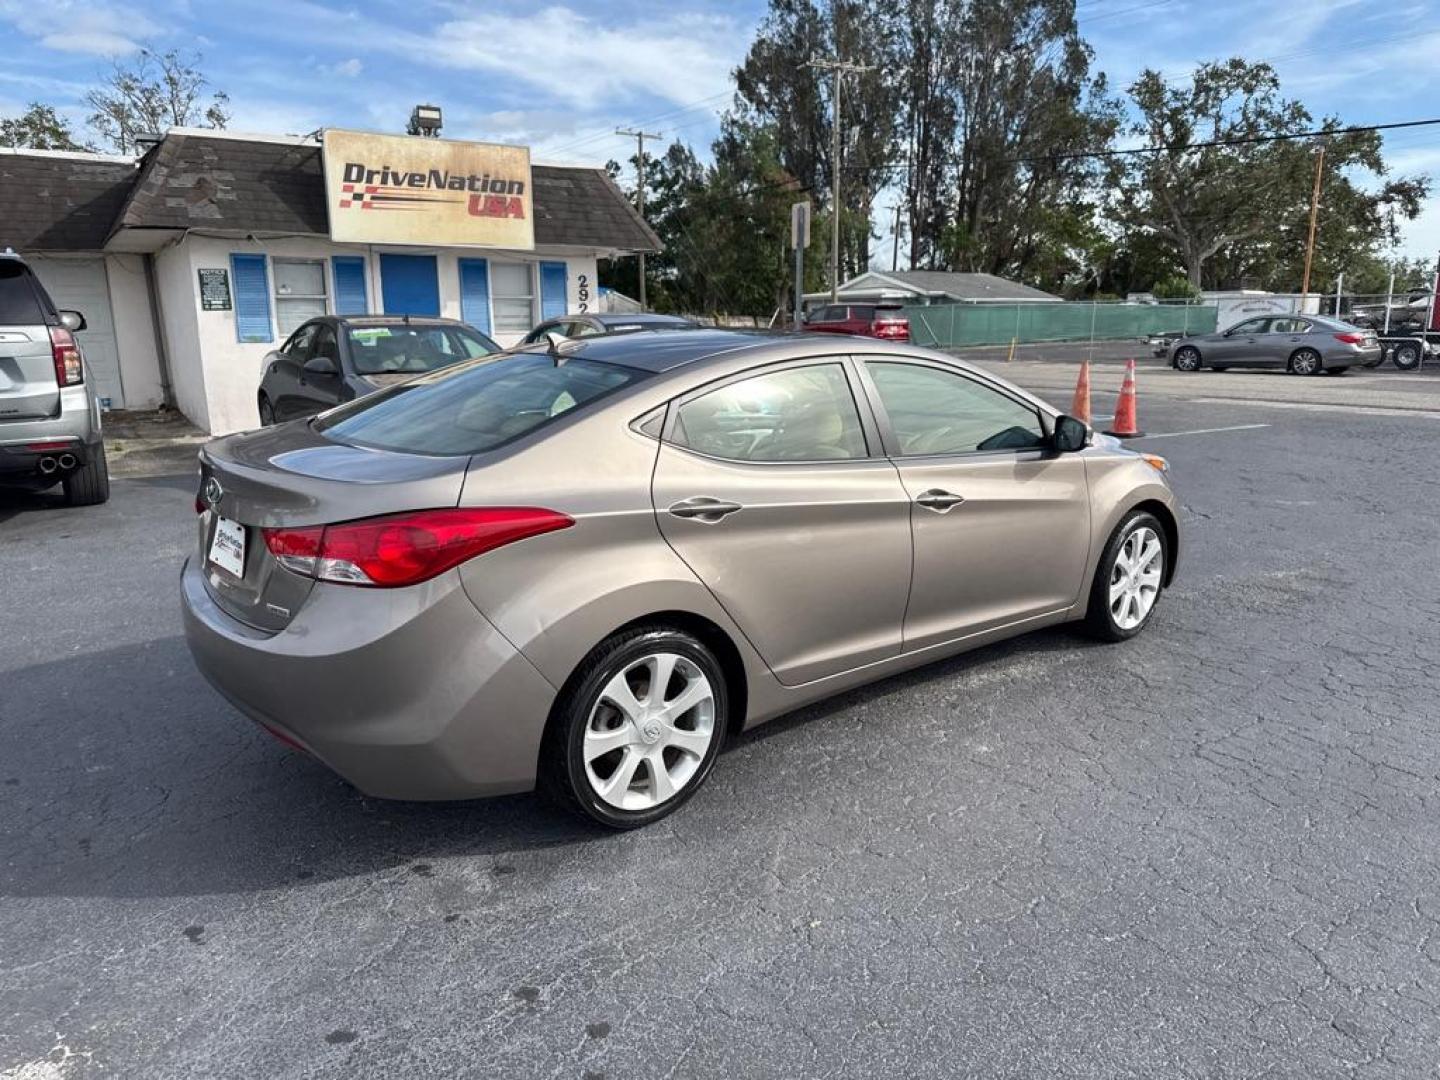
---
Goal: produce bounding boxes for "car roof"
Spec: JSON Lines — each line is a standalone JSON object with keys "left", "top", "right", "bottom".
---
{"left": 589, "top": 312, "right": 696, "bottom": 327}
{"left": 336, "top": 315, "right": 467, "bottom": 328}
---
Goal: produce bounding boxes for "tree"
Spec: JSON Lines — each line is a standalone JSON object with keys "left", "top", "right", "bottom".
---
{"left": 1111, "top": 58, "right": 1427, "bottom": 291}
{"left": 85, "top": 47, "right": 230, "bottom": 154}
{"left": 732, "top": 0, "right": 899, "bottom": 284}
{"left": 1, "top": 103, "right": 93, "bottom": 151}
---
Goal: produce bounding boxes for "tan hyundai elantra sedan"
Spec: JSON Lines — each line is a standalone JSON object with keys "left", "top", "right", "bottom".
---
{"left": 182, "top": 330, "right": 1179, "bottom": 828}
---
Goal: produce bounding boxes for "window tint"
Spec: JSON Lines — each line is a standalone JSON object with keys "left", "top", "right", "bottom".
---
{"left": 316, "top": 353, "right": 646, "bottom": 455}
{"left": 281, "top": 324, "right": 318, "bottom": 361}
{"left": 865, "top": 362, "right": 1047, "bottom": 455}
{"left": 0, "top": 261, "right": 46, "bottom": 325}
{"left": 1229, "top": 317, "right": 1270, "bottom": 334}
{"left": 311, "top": 326, "right": 340, "bottom": 366}
{"left": 346, "top": 325, "right": 496, "bottom": 375}
{"left": 672, "top": 364, "right": 867, "bottom": 462}
{"left": 848, "top": 305, "right": 875, "bottom": 321}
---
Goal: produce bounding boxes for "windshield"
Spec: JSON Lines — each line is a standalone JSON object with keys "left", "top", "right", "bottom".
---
{"left": 315, "top": 352, "right": 648, "bottom": 456}
{"left": 346, "top": 324, "right": 498, "bottom": 376}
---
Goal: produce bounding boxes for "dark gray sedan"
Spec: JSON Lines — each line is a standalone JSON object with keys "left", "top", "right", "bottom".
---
{"left": 257, "top": 316, "right": 499, "bottom": 425}
{"left": 1169, "top": 314, "right": 1379, "bottom": 375}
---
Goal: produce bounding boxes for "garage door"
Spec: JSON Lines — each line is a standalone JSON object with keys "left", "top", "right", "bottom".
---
{"left": 28, "top": 257, "right": 125, "bottom": 409}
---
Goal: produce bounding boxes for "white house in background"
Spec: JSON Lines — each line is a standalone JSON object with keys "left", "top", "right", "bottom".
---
{"left": 806, "top": 269, "right": 1061, "bottom": 309}
{"left": 2, "top": 127, "right": 659, "bottom": 435}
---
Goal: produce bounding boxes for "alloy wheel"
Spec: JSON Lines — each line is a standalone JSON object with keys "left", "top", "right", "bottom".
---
{"left": 583, "top": 652, "right": 716, "bottom": 811}
{"left": 1290, "top": 350, "right": 1321, "bottom": 375}
{"left": 1174, "top": 348, "right": 1200, "bottom": 372}
{"left": 1109, "top": 526, "right": 1163, "bottom": 631}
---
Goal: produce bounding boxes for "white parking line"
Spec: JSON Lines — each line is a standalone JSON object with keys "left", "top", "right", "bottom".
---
{"left": 1135, "top": 423, "right": 1271, "bottom": 439}
{"left": 1188, "top": 397, "right": 1440, "bottom": 420}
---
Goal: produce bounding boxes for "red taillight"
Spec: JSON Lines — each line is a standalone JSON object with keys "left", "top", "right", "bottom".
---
{"left": 263, "top": 507, "right": 573, "bottom": 588}
{"left": 49, "top": 326, "right": 83, "bottom": 387}
{"left": 872, "top": 318, "right": 910, "bottom": 341}
{"left": 1334, "top": 332, "right": 1367, "bottom": 345}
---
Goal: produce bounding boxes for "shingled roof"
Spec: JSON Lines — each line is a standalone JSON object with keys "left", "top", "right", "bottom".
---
{"left": 0, "top": 150, "right": 139, "bottom": 252}
{"left": 112, "top": 131, "right": 660, "bottom": 252}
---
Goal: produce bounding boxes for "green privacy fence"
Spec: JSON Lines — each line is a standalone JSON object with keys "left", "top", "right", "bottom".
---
{"left": 904, "top": 302, "right": 1219, "bottom": 348}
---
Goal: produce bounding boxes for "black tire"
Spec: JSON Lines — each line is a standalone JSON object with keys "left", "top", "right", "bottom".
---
{"left": 1392, "top": 342, "right": 1422, "bottom": 371}
{"left": 1082, "top": 510, "right": 1168, "bottom": 643}
{"left": 63, "top": 441, "right": 110, "bottom": 507}
{"left": 1288, "top": 348, "right": 1323, "bottom": 376}
{"left": 539, "top": 626, "right": 729, "bottom": 830}
{"left": 258, "top": 395, "right": 276, "bottom": 426}
{"left": 1172, "top": 346, "right": 1202, "bottom": 372}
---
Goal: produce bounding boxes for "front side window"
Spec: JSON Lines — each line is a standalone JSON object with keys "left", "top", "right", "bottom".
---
{"left": 491, "top": 263, "right": 535, "bottom": 335}
{"left": 274, "top": 260, "right": 328, "bottom": 336}
{"left": 1229, "top": 317, "right": 1270, "bottom": 335}
{"left": 317, "top": 353, "right": 646, "bottom": 455}
{"left": 281, "top": 323, "right": 318, "bottom": 361}
{"left": 1271, "top": 318, "right": 1309, "bottom": 334}
{"left": 672, "top": 364, "right": 867, "bottom": 462}
{"left": 864, "top": 361, "right": 1047, "bottom": 455}
{"left": 346, "top": 325, "right": 498, "bottom": 376}
{"left": 310, "top": 326, "right": 340, "bottom": 369}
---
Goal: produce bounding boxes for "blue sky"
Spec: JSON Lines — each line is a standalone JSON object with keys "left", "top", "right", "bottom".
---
{"left": 4, "top": 0, "right": 1439, "bottom": 264}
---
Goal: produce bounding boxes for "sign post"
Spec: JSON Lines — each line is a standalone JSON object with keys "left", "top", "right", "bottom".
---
{"left": 791, "top": 201, "right": 811, "bottom": 329}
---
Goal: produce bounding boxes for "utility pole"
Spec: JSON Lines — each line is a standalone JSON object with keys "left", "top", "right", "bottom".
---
{"left": 808, "top": 57, "right": 872, "bottom": 302}
{"left": 616, "top": 127, "right": 661, "bottom": 310}
{"left": 1300, "top": 144, "right": 1326, "bottom": 298}
{"left": 888, "top": 203, "right": 903, "bottom": 272}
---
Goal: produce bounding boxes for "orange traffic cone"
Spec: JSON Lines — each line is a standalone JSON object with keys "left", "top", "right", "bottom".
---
{"left": 1070, "top": 358, "right": 1092, "bottom": 424}
{"left": 1106, "top": 358, "right": 1145, "bottom": 438}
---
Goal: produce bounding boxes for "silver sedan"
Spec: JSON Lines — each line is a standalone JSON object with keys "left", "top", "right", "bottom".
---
{"left": 1169, "top": 314, "right": 1379, "bottom": 375}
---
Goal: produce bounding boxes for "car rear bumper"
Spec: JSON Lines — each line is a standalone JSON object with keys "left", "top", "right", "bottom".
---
{"left": 180, "top": 556, "right": 559, "bottom": 800}
{"left": 1332, "top": 345, "right": 1380, "bottom": 366}
{"left": 0, "top": 385, "right": 102, "bottom": 481}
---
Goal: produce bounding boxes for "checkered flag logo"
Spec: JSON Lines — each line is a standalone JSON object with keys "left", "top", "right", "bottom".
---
{"left": 338, "top": 184, "right": 379, "bottom": 209}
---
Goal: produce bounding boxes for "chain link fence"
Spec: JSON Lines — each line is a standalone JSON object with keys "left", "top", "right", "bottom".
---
{"left": 903, "top": 300, "right": 1219, "bottom": 349}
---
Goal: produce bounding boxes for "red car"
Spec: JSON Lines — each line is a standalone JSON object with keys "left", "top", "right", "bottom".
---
{"left": 802, "top": 303, "right": 910, "bottom": 342}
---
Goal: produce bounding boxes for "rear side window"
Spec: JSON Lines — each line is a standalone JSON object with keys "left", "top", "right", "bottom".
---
{"left": 671, "top": 364, "right": 868, "bottom": 462}
{"left": 0, "top": 261, "right": 48, "bottom": 325}
{"left": 316, "top": 352, "right": 647, "bottom": 455}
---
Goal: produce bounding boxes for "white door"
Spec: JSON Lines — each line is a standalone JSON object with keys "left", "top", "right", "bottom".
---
{"left": 28, "top": 257, "right": 124, "bottom": 408}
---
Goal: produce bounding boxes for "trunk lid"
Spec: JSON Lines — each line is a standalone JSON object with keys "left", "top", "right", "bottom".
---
{"left": 0, "top": 328, "right": 59, "bottom": 421}
{"left": 196, "top": 421, "right": 470, "bottom": 632}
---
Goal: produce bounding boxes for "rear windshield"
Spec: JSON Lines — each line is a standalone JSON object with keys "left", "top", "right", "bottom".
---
{"left": 0, "top": 261, "right": 47, "bottom": 325}
{"left": 315, "top": 352, "right": 648, "bottom": 455}
{"left": 346, "top": 324, "right": 497, "bottom": 375}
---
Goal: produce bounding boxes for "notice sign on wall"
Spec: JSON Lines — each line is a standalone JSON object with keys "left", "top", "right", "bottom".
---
{"left": 321, "top": 128, "right": 534, "bottom": 250}
{"left": 198, "top": 268, "right": 231, "bottom": 310}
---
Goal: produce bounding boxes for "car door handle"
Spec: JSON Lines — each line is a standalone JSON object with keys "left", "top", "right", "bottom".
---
{"left": 668, "top": 497, "right": 743, "bottom": 522}
{"left": 915, "top": 489, "right": 966, "bottom": 512}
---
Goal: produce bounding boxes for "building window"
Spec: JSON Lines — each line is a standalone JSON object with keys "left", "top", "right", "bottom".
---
{"left": 273, "top": 259, "right": 328, "bottom": 336}
{"left": 490, "top": 262, "right": 535, "bottom": 335}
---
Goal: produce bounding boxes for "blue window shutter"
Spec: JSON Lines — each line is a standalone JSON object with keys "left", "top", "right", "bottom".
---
{"left": 379, "top": 253, "right": 440, "bottom": 316}
{"left": 332, "top": 256, "right": 368, "bottom": 315}
{"left": 230, "top": 254, "right": 272, "bottom": 343}
{"left": 458, "top": 258, "right": 492, "bottom": 335}
{"left": 539, "top": 261, "right": 567, "bottom": 321}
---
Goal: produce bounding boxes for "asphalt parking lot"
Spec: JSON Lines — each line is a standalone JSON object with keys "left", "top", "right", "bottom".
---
{"left": 3, "top": 357, "right": 1440, "bottom": 1079}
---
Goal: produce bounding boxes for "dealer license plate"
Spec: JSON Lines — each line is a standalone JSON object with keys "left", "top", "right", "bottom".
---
{"left": 208, "top": 516, "right": 246, "bottom": 578}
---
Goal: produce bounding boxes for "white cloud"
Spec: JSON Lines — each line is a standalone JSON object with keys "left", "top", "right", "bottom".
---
{"left": 325, "top": 57, "right": 363, "bottom": 78}
{"left": 0, "top": 0, "right": 161, "bottom": 56}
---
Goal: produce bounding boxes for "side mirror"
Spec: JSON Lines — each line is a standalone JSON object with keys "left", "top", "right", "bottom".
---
{"left": 58, "top": 310, "right": 86, "bottom": 332}
{"left": 1053, "top": 414, "right": 1089, "bottom": 453}
{"left": 303, "top": 355, "right": 338, "bottom": 376}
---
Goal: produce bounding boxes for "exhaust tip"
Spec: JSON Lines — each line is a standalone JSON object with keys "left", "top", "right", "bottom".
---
{"left": 37, "top": 456, "right": 57, "bottom": 475}
{"left": 57, "top": 453, "right": 77, "bottom": 470}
